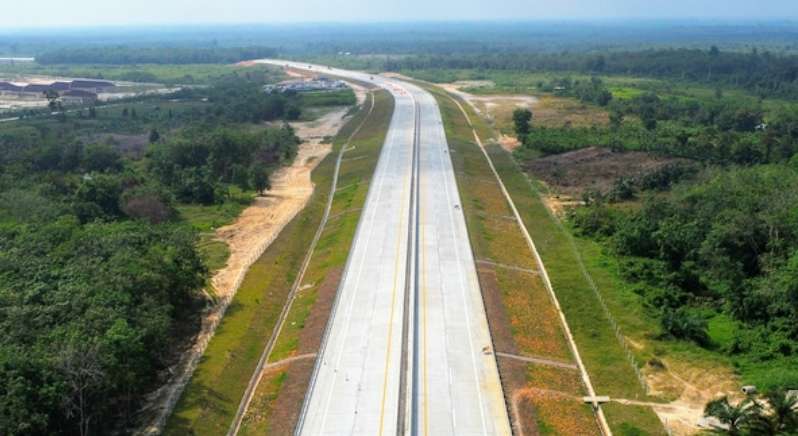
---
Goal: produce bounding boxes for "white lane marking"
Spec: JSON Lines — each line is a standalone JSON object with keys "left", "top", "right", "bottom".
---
{"left": 429, "top": 91, "right": 490, "bottom": 435}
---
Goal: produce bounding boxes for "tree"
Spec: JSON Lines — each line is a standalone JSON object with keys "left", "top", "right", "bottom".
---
{"left": 83, "top": 143, "right": 122, "bottom": 173}
{"left": 609, "top": 108, "right": 625, "bottom": 131}
{"left": 761, "top": 390, "right": 798, "bottom": 434}
{"left": 44, "top": 89, "right": 59, "bottom": 111}
{"left": 59, "top": 344, "right": 105, "bottom": 436}
{"left": 249, "top": 163, "right": 270, "bottom": 195}
{"left": 703, "top": 396, "right": 763, "bottom": 435}
{"left": 88, "top": 106, "right": 97, "bottom": 119}
{"left": 149, "top": 129, "right": 160, "bottom": 144}
{"left": 513, "top": 108, "right": 533, "bottom": 139}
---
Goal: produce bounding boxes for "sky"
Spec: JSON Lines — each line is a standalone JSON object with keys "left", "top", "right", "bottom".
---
{"left": 3, "top": 0, "right": 798, "bottom": 28}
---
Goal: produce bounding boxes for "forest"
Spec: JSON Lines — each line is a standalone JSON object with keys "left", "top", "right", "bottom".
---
{"left": 512, "top": 72, "right": 798, "bottom": 390}
{"left": 0, "top": 70, "right": 328, "bottom": 434}
{"left": 35, "top": 46, "right": 277, "bottom": 65}
{"left": 385, "top": 48, "right": 798, "bottom": 99}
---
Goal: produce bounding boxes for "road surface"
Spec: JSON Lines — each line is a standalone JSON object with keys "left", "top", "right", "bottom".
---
{"left": 254, "top": 60, "right": 511, "bottom": 436}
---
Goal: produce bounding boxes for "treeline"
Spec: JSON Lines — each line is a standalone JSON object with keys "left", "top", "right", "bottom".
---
{"left": 571, "top": 165, "right": 798, "bottom": 387}
{"left": 148, "top": 125, "right": 299, "bottom": 204}
{"left": 520, "top": 88, "right": 798, "bottom": 167}
{"left": 36, "top": 46, "right": 276, "bottom": 65}
{"left": 386, "top": 48, "right": 798, "bottom": 99}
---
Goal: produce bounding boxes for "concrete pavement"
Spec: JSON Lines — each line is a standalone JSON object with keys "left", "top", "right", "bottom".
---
{"left": 254, "top": 60, "right": 511, "bottom": 436}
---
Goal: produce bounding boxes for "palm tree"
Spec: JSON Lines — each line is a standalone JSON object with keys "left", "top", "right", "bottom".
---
{"left": 704, "top": 396, "right": 764, "bottom": 435}
{"left": 760, "top": 390, "right": 798, "bottom": 435}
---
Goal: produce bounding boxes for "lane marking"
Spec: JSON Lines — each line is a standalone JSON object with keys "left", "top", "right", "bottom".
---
{"left": 376, "top": 98, "right": 414, "bottom": 435}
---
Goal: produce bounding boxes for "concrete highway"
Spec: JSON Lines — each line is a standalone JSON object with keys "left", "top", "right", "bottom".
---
{"left": 254, "top": 60, "right": 511, "bottom": 435}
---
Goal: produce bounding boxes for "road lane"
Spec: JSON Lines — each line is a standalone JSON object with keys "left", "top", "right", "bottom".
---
{"left": 253, "top": 60, "right": 510, "bottom": 436}
{"left": 411, "top": 86, "right": 511, "bottom": 435}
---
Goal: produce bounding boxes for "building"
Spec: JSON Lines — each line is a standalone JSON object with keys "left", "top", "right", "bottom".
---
{"left": 70, "top": 80, "right": 115, "bottom": 92}
{"left": 60, "top": 89, "right": 98, "bottom": 105}
{"left": 0, "top": 81, "right": 24, "bottom": 94}
{"left": 23, "top": 84, "right": 51, "bottom": 94}
{"left": 263, "top": 76, "right": 348, "bottom": 94}
{"left": 0, "top": 79, "right": 112, "bottom": 100}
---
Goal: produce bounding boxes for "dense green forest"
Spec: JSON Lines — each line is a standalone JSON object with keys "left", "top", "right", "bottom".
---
{"left": 0, "top": 68, "right": 351, "bottom": 434}
{"left": 35, "top": 46, "right": 277, "bottom": 65}
{"left": 385, "top": 48, "right": 798, "bottom": 99}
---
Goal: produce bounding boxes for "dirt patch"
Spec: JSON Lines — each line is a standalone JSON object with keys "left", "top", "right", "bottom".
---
{"left": 642, "top": 357, "right": 740, "bottom": 435}
{"left": 523, "top": 146, "right": 683, "bottom": 198}
{"left": 499, "top": 134, "right": 522, "bottom": 152}
{"left": 438, "top": 82, "right": 537, "bottom": 133}
{"left": 532, "top": 95, "right": 609, "bottom": 128}
{"left": 260, "top": 358, "right": 315, "bottom": 435}
{"left": 542, "top": 194, "right": 583, "bottom": 219}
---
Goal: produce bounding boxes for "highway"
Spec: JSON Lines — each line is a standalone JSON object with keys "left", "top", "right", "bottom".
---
{"left": 254, "top": 60, "right": 511, "bottom": 435}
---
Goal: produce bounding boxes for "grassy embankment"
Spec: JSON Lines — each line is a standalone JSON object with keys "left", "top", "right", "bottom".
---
{"left": 421, "top": 81, "right": 667, "bottom": 435}
{"left": 237, "top": 90, "right": 394, "bottom": 435}
{"left": 164, "top": 90, "right": 393, "bottom": 435}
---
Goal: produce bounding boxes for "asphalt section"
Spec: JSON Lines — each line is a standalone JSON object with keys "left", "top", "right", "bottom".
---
{"left": 253, "top": 60, "right": 511, "bottom": 436}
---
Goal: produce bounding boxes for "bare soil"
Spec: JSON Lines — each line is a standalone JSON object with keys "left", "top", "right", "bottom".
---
{"left": 523, "top": 146, "right": 682, "bottom": 198}
{"left": 641, "top": 357, "right": 740, "bottom": 435}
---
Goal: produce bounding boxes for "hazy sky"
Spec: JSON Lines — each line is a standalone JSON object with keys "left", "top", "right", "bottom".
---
{"left": 4, "top": 0, "right": 798, "bottom": 28}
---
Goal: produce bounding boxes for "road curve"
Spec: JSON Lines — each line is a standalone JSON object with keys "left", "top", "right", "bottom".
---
{"left": 254, "top": 60, "right": 511, "bottom": 436}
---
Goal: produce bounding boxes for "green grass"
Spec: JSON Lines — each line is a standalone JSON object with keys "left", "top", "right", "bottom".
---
{"left": 197, "top": 236, "right": 230, "bottom": 274}
{"left": 603, "top": 403, "right": 668, "bottom": 436}
{"left": 176, "top": 188, "right": 255, "bottom": 232}
{"left": 164, "top": 90, "right": 393, "bottom": 435}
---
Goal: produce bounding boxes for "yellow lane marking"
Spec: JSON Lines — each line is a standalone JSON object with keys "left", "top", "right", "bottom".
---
{"left": 377, "top": 115, "right": 413, "bottom": 435}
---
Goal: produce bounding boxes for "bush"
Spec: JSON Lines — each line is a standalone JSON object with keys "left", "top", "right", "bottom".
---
{"left": 660, "top": 308, "right": 710, "bottom": 346}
